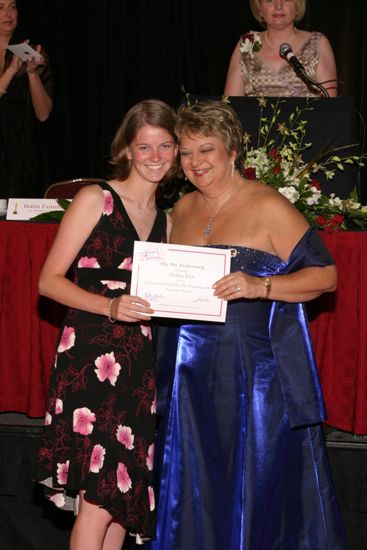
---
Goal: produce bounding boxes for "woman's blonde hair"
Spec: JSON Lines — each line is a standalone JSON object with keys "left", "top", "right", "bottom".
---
{"left": 249, "top": 0, "right": 306, "bottom": 24}
{"left": 175, "top": 100, "right": 244, "bottom": 170}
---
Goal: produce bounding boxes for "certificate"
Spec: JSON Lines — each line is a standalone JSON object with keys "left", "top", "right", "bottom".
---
{"left": 131, "top": 241, "right": 231, "bottom": 322}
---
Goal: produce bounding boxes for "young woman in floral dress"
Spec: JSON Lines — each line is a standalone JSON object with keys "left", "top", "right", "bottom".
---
{"left": 34, "top": 99, "right": 178, "bottom": 550}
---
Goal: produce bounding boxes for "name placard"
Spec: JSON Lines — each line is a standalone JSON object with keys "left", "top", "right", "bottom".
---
{"left": 6, "top": 198, "right": 65, "bottom": 220}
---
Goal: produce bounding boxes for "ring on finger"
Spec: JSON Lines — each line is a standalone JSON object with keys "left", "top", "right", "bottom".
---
{"left": 234, "top": 285, "right": 241, "bottom": 292}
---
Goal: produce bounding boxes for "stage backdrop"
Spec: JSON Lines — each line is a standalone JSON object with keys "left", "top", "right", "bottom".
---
{"left": 16, "top": 0, "right": 367, "bottom": 197}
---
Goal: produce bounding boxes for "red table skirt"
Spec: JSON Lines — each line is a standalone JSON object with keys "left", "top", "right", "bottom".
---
{"left": 0, "top": 221, "right": 366, "bottom": 433}
{"left": 0, "top": 221, "right": 63, "bottom": 417}
{"left": 308, "top": 231, "right": 367, "bottom": 434}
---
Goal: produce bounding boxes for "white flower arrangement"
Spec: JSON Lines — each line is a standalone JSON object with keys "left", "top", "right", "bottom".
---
{"left": 239, "top": 97, "right": 367, "bottom": 230}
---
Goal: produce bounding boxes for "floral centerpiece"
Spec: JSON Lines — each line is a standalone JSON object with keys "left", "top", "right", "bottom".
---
{"left": 236, "top": 96, "right": 367, "bottom": 230}
{"left": 239, "top": 32, "right": 262, "bottom": 57}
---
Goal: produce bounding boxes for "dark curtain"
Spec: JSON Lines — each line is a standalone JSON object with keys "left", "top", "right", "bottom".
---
{"left": 15, "top": 0, "right": 367, "bottom": 193}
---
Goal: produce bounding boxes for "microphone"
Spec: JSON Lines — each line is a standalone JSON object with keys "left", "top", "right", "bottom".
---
{"left": 279, "top": 43, "right": 329, "bottom": 97}
{"left": 279, "top": 43, "right": 307, "bottom": 78}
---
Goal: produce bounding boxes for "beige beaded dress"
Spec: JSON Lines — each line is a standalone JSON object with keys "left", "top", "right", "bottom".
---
{"left": 240, "top": 31, "right": 322, "bottom": 97}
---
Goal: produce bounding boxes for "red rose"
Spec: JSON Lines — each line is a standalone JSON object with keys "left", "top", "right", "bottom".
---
{"left": 318, "top": 213, "right": 345, "bottom": 232}
{"left": 269, "top": 147, "right": 278, "bottom": 159}
{"left": 243, "top": 167, "right": 257, "bottom": 180}
{"left": 315, "top": 215, "right": 327, "bottom": 226}
{"left": 242, "top": 33, "right": 254, "bottom": 43}
{"left": 331, "top": 214, "right": 345, "bottom": 225}
{"left": 311, "top": 179, "right": 321, "bottom": 190}
{"left": 272, "top": 164, "right": 281, "bottom": 175}
{"left": 326, "top": 214, "right": 345, "bottom": 231}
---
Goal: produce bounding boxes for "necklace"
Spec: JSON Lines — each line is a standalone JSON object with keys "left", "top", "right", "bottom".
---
{"left": 202, "top": 188, "right": 236, "bottom": 238}
{"left": 265, "top": 29, "right": 297, "bottom": 50}
{"left": 120, "top": 194, "right": 156, "bottom": 213}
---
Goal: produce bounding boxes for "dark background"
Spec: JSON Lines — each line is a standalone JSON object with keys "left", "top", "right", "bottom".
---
{"left": 16, "top": 0, "right": 367, "bottom": 190}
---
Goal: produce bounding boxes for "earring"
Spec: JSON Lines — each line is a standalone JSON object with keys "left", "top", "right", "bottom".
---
{"left": 231, "top": 161, "right": 235, "bottom": 179}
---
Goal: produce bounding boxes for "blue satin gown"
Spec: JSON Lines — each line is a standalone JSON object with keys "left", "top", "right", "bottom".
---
{"left": 147, "top": 228, "right": 347, "bottom": 550}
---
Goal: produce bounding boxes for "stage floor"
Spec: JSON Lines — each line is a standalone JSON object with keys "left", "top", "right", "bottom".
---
{"left": 0, "top": 417, "right": 366, "bottom": 550}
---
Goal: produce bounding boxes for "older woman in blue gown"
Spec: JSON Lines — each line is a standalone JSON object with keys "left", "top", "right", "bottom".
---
{"left": 145, "top": 99, "right": 347, "bottom": 550}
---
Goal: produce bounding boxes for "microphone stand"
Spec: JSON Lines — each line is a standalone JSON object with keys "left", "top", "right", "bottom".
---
{"left": 298, "top": 70, "right": 330, "bottom": 98}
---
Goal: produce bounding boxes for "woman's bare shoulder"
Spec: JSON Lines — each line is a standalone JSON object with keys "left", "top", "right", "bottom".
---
{"left": 242, "top": 178, "right": 280, "bottom": 200}
{"left": 243, "top": 179, "right": 308, "bottom": 226}
{"left": 72, "top": 183, "right": 105, "bottom": 202}
{"left": 63, "top": 184, "right": 106, "bottom": 220}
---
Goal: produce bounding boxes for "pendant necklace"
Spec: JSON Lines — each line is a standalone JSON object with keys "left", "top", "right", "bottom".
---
{"left": 202, "top": 188, "right": 236, "bottom": 238}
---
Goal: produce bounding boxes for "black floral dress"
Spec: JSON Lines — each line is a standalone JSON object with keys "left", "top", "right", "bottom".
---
{"left": 34, "top": 182, "right": 166, "bottom": 542}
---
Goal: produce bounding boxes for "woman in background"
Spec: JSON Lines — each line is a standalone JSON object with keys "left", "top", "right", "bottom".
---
{"left": 34, "top": 99, "right": 178, "bottom": 550}
{"left": 224, "top": 0, "right": 337, "bottom": 97}
{"left": 0, "top": 0, "right": 53, "bottom": 198}
{"left": 147, "top": 100, "right": 346, "bottom": 549}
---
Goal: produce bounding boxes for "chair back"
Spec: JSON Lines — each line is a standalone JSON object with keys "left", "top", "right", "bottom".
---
{"left": 44, "top": 178, "right": 106, "bottom": 198}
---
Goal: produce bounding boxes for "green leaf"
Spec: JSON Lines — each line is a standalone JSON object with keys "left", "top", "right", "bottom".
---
{"left": 349, "top": 187, "right": 359, "bottom": 201}
{"left": 56, "top": 198, "right": 72, "bottom": 210}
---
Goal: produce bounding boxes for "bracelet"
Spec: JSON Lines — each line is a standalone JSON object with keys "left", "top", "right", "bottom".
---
{"left": 0, "top": 88, "right": 7, "bottom": 96}
{"left": 261, "top": 277, "right": 272, "bottom": 299}
{"left": 107, "top": 297, "right": 116, "bottom": 323}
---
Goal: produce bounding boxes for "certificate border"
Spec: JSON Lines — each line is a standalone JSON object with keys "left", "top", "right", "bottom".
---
{"left": 131, "top": 243, "right": 230, "bottom": 321}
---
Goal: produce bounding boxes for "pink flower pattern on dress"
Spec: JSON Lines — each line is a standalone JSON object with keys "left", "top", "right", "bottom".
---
{"left": 57, "top": 460, "right": 69, "bottom": 485}
{"left": 44, "top": 412, "right": 52, "bottom": 425}
{"left": 150, "top": 394, "right": 156, "bottom": 415}
{"left": 77, "top": 256, "right": 101, "bottom": 268}
{"left": 49, "top": 492, "right": 65, "bottom": 508}
{"left": 102, "top": 190, "right": 114, "bottom": 215}
{"left": 148, "top": 486, "right": 155, "bottom": 511}
{"left": 89, "top": 444, "right": 106, "bottom": 473}
{"left": 146, "top": 443, "right": 154, "bottom": 471}
{"left": 57, "top": 326, "right": 76, "bottom": 353}
{"left": 73, "top": 407, "right": 96, "bottom": 435}
{"left": 118, "top": 257, "right": 133, "bottom": 271}
{"left": 94, "top": 352, "right": 121, "bottom": 386}
{"left": 116, "top": 425, "right": 135, "bottom": 450}
{"left": 116, "top": 462, "right": 132, "bottom": 493}
{"left": 55, "top": 398, "right": 63, "bottom": 414}
{"left": 140, "top": 324, "right": 152, "bottom": 341}
{"left": 100, "top": 280, "right": 127, "bottom": 290}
